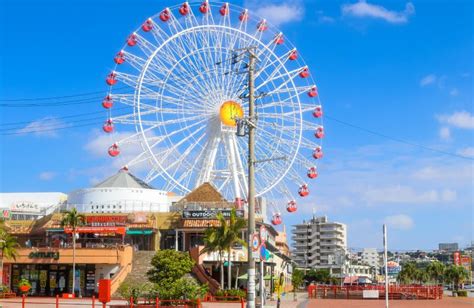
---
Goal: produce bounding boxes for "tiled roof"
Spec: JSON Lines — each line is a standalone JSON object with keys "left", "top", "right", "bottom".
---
{"left": 178, "top": 183, "right": 226, "bottom": 203}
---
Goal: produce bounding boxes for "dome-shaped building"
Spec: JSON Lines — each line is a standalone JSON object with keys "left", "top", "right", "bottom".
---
{"left": 67, "top": 169, "right": 170, "bottom": 213}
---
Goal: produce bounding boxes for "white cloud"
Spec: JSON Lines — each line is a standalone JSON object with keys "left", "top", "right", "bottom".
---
{"left": 16, "top": 117, "right": 65, "bottom": 137}
{"left": 319, "top": 15, "right": 336, "bottom": 23}
{"left": 384, "top": 214, "right": 414, "bottom": 230}
{"left": 363, "top": 185, "right": 440, "bottom": 204}
{"left": 449, "top": 88, "right": 459, "bottom": 96}
{"left": 441, "top": 189, "right": 457, "bottom": 202}
{"left": 39, "top": 171, "right": 56, "bottom": 181}
{"left": 420, "top": 74, "right": 437, "bottom": 87}
{"left": 246, "top": 1, "right": 304, "bottom": 26}
{"left": 457, "top": 147, "right": 474, "bottom": 158}
{"left": 439, "top": 127, "right": 451, "bottom": 141}
{"left": 437, "top": 111, "right": 474, "bottom": 129}
{"left": 341, "top": 0, "right": 415, "bottom": 24}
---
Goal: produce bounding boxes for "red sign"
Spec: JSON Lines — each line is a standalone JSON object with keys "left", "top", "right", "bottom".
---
{"left": 64, "top": 227, "right": 126, "bottom": 235}
{"left": 461, "top": 256, "right": 472, "bottom": 271}
{"left": 86, "top": 216, "right": 127, "bottom": 224}
{"left": 453, "top": 251, "right": 461, "bottom": 265}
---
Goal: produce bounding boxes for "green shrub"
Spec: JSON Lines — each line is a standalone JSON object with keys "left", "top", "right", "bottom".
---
{"left": 117, "top": 281, "right": 154, "bottom": 303}
{"left": 0, "top": 284, "right": 9, "bottom": 293}
{"left": 215, "top": 288, "right": 246, "bottom": 300}
{"left": 145, "top": 278, "right": 208, "bottom": 301}
{"left": 456, "top": 290, "right": 468, "bottom": 297}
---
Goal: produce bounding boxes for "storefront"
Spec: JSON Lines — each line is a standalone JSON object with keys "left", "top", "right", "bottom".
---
{"left": 10, "top": 263, "right": 96, "bottom": 297}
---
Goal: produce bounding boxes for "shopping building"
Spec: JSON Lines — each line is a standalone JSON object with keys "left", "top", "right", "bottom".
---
{"left": 0, "top": 192, "right": 67, "bottom": 220}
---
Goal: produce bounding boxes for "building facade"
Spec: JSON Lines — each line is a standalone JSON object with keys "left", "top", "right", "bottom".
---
{"left": 438, "top": 243, "right": 459, "bottom": 252}
{"left": 67, "top": 170, "right": 172, "bottom": 213}
{"left": 0, "top": 192, "right": 66, "bottom": 220}
{"left": 292, "top": 215, "right": 347, "bottom": 275}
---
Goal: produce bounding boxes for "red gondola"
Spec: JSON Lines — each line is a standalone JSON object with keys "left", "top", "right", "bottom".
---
{"left": 103, "top": 119, "right": 114, "bottom": 133}
{"left": 287, "top": 200, "right": 297, "bottom": 213}
{"left": 299, "top": 67, "right": 309, "bottom": 78}
{"left": 274, "top": 33, "right": 284, "bottom": 45}
{"left": 142, "top": 19, "right": 153, "bottom": 32}
{"left": 289, "top": 50, "right": 298, "bottom": 61}
{"left": 308, "top": 86, "right": 318, "bottom": 97}
{"left": 271, "top": 213, "right": 282, "bottom": 225}
{"left": 298, "top": 184, "right": 309, "bottom": 197}
{"left": 307, "top": 167, "right": 318, "bottom": 179}
{"left": 102, "top": 95, "right": 113, "bottom": 109}
{"left": 127, "top": 34, "right": 137, "bottom": 46}
{"left": 313, "top": 106, "right": 323, "bottom": 118}
{"left": 179, "top": 3, "right": 190, "bottom": 16}
{"left": 219, "top": 4, "right": 229, "bottom": 16}
{"left": 257, "top": 20, "right": 268, "bottom": 31}
{"left": 199, "top": 2, "right": 209, "bottom": 14}
{"left": 106, "top": 72, "right": 117, "bottom": 86}
{"left": 114, "top": 51, "right": 125, "bottom": 65}
{"left": 315, "top": 126, "right": 324, "bottom": 139}
{"left": 159, "top": 9, "right": 171, "bottom": 22}
{"left": 239, "top": 10, "right": 248, "bottom": 22}
{"left": 312, "top": 146, "right": 323, "bottom": 159}
{"left": 108, "top": 143, "right": 120, "bottom": 157}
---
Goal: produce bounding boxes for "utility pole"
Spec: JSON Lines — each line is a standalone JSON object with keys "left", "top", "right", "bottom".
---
{"left": 247, "top": 49, "right": 257, "bottom": 308}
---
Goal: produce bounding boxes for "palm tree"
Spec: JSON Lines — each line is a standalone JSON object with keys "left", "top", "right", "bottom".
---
{"left": 426, "top": 261, "right": 445, "bottom": 285}
{"left": 201, "top": 225, "right": 226, "bottom": 288}
{"left": 398, "top": 262, "right": 417, "bottom": 284}
{"left": 219, "top": 209, "right": 246, "bottom": 290}
{"left": 60, "top": 208, "right": 85, "bottom": 296}
{"left": 445, "top": 265, "right": 470, "bottom": 292}
{"left": 0, "top": 230, "right": 19, "bottom": 286}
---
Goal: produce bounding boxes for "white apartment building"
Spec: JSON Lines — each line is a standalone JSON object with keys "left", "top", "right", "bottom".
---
{"left": 361, "top": 248, "right": 381, "bottom": 271}
{"left": 292, "top": 215, "right": 347, "bottom": 276}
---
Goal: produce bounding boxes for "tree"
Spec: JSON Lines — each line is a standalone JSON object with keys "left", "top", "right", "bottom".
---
{"left": 397, "top": 262, "right": 417, "bottom": 284}
{"left": 426, "top": 261, "right": 445, "bottom": 285}
{"left": 414, "top": 268, "right": 429, "bottom": 285}
{"left": 147, "top": 249, "right": 195, "bottom": 285}
{"left": 220, "top": 209, "right": 246, "bottom": 290}
{"left": 445, "top": 265, "right": 470, "bottom": 292}
{"left": 201, "top": 209, "right": 246, "bottom": 290}
{"left": 291, "top": 268, "right": 304, "bottom": 300}
{"left": 60, "top": 208, "right": 85, "bottom": 296}
{"left": 0, "top": 230, "right": 19, "bottom": 286}
{"left": 201, "top": 225, "right": 225, "bottom": 288}
{"left": 305, "top": 269, "right": 331, "bottom": 284}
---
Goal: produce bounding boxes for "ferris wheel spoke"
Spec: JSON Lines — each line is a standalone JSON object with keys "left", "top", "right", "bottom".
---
{"left": 254, "top": 66, "right": 305, "bottom": 93}
{"left": 146, "top": 116, "right": 209, "bottom": 147}
{"left": 126, "top": 150, "right": 152, "bottom": 169}
{"left": 254, "top": 49, "right": 292, "bottom": 81}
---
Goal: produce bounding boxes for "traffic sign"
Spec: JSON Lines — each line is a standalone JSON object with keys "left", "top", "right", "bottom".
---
{"left": 251, "top": 233, "right": 260, "bottom": 251}
{"left": 259, "top": 225, "right": 267, "bottom": 244}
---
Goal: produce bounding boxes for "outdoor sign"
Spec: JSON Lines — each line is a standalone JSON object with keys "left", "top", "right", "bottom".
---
{"left": 10, "top": 202, "right": 40, "bottom": 213}
{"left": 260, "top": 244, "right": 272, "bottom": 261}
{"left": 259, "top": 225, "right": 267, "bottom": 244}
{"left": 86, "top": 215, "right": 127, "bottom": 225}
{"left": 182, "top": 209, "right": 244, "bottom": 219}
{"left": 363, "top": 290, "right": 379, "bottom": 298}
{"left": 64, "top": 226, "right": 126, "bottom": 235}
{"left": 460, "top": 255, "right": 472, "bottom": 271}
{"left": 2, "top": 209, "right": 11, "bottom": 219}
{"left": 28, "top": 251, "right": 60, "bottom": 260}
{"left": 386, "top": 261, "right": 401, "bottom": 275}
{"left": 251, "top": 233, "right": 260, "bottom": 260}
{"left": 453, "top": 251, "right": 461, "bottom": 265}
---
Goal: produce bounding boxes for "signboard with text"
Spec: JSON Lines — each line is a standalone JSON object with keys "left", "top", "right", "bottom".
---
{"left": 10, "top": 202, "right": 40, "bottom": 213}
{"left": 182, "top": 209, "right": 244, "bottom": 219}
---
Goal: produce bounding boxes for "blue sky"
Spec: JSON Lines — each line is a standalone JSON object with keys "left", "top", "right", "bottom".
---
{"left": 0, "top": 0, "right": 472, "bottom": 251}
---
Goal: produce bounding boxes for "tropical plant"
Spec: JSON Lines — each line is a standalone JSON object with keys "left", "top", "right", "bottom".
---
{"left": 146, "top": 277, "right": 209, "bottom": 301}
{"left": 305, "top": 269, "right": 331, "bottom": 284}
{"left": 397, "top": 262, "right": 417, "bottom": 284}
{"left": 117, "top": 281, "right": 154, "bottom": 304}
{"left": 201, "top": 209, "right": 246, "bottom": 289}
{"left": 215, "top": 288, "right": 246, "bottom": 300}
{"left": 201, "top": 224, "right": 225, "bottom": 288}
{"left": 147, "top": 249, "right": 195, "bottom": 285}
{"left": 220, "top": 209, "right": 246, "bottom": 289}
{"left": 426, "top": 261, "right": 445, "bottom": 285}
{"left": 445, "top": 265, "right": 470, "bottom": 292}
{"left": 292, "top": 268, "right": 304, "bottom": 291}
{"left": 0, "top": 229, "right": 19, "bottom": 285}
{"left": 413, "top": 268, "right": 429, "bottom": 284}
{"left": 60, "top": 208, "right": 85, "bottom": 295}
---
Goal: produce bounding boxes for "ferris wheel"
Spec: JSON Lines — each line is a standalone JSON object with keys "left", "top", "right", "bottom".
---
{"left": 102, "top": 1, "right": 325, "bottom": 225}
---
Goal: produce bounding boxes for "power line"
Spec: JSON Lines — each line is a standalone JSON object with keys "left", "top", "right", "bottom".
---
{"left": 325, "top": 115, "right": 474, "bottom": 161}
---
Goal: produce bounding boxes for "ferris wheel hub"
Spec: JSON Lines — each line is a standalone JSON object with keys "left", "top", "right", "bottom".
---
{"left": 219, "top": 100, "right": 243, "bottom": 127}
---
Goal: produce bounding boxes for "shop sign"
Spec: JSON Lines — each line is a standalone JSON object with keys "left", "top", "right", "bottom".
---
{"left": 10, "top": 202, "right": 40, "bottom": 213}
{"left": 2, "top": 209, "right": 11, "bottom": 219}
{"left": 453, "top": 251, "right": 461, "bottom": 265}
{"left": 460, "top": 256, "right": 472, "bottom": 271}
{"left": 86, "top": 215, "right": 127, "bottom": 225}
{"left": 127, "top": 212, "right": 148, "bottom": 224}
{"left": 64, "top": 226, "right": 126, "bottom": 235}
{"left": 28, "top": 251, "right": 60, "bottom": 260}
{"left": 182, "top": 209, "right": 244, "bottom": 219}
